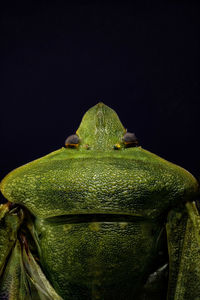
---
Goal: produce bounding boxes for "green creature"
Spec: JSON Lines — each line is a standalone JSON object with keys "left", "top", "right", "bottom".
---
{"left": 0, "top": 103, "right": 200, "bottom": 300}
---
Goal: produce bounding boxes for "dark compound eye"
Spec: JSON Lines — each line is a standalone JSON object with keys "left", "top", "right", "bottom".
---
{"left": 122, "top": 132, "right": 138, "bottom": 147}
{"left": 65, "top": 134, "right": 80, "bottom": 148}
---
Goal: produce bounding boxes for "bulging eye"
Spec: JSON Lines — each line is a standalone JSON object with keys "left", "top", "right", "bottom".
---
{"left": 65, "top": 134, "right": 80, "bottom": 148}
{"left": 122, "top": 132, "right": 138, "bottom": 147}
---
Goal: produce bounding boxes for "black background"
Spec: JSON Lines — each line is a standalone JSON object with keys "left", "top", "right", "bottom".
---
{"left": 1, "top": 1, "right": 200, "bottom": 203}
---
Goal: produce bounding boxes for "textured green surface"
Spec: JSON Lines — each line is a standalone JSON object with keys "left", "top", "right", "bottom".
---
{"left": 35, "top": 218, "right": 163, "bottom": 299}
{"left": 76, "top": 102, "right": 126, "bottom": 150}
{"left": 0, "top": 148, "right": 198, "bottom": 219}
{"left": 0, "top": 103, "right": 199, "bottom": 299}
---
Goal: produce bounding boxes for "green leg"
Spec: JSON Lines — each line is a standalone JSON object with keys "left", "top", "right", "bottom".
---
{"left": 166, "top": 201, "right": 200, "bottom": 300}
{"left": 0, "top": 203, "right": 63, "bottom": 300}
{"left": 0, "top": 203, "right": 23, "bottom": 275}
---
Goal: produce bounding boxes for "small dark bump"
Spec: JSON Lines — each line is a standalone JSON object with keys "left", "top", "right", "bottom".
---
{"left": 65, "top": 134, "right": 80, "bottom": 147}
{"left": 123, "top": 132, "right": 138, "bottom": 147}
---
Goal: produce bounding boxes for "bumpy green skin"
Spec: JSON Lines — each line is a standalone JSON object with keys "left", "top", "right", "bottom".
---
{"left": 0, "top": 103, "right": 199, "bottom": 299}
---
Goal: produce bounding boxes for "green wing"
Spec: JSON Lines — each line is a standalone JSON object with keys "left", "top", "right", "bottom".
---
{"left": 166, "top": 201, "right": 200, "bottom": 300}
{"left": 0, "top": 203, "right": 63, "bottom": 300}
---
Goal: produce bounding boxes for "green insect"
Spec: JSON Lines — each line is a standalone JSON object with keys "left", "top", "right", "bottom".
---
{"left": 0, "top": 103, "right": 200, "bottom": 300}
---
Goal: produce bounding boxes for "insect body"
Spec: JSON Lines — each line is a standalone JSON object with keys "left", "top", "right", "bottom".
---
{"left": 0, "top": 103, "right": 199, "bottom": 299}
